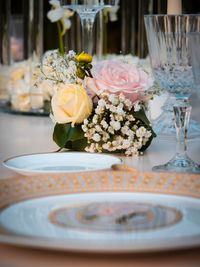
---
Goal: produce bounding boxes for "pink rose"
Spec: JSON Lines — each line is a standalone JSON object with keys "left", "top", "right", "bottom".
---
{"left": 86, "top": 60, "right": 153, "bottom": 104}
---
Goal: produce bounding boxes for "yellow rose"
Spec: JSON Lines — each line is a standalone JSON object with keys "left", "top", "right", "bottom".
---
{"left": 76, "top": 52, "right": 93, "bottom": 63}
{"left": 51, "top": 83, "right": 93, "bottom": 127}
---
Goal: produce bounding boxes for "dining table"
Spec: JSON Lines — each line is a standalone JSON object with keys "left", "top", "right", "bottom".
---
{"left": 0, "top": 93, "right": 200, "bottom": 267}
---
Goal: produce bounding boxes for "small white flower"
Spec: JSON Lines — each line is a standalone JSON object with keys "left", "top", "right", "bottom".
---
{"left": 83, "top": 118, "right": 88, "bottom": 125}
{"left": 134, "top": 102, "right": 141, "bottom": 112}
{"left": 127, "top": 114, "right": 135, "bottom": 121}
{"left": 119, "top": 94, "right": 125, "bottom": 102}
{"left": 136, "top": 126, "right": 146, "bottom": 138}
{"left": 95, "top": 106, "right": 104, "bottom": 115}
{"left": 127, "top": 129, "right": 134, "bottom": 137}
{"left": 108, "top": 126, "right": 114, "bottom": 134}
{"left": 108, "top": 94, "right": 119, "bottom": 105}
{"left": 102, "top": 143, "right": 110, "bottom": 150}
{"left": 95, "top": 125, "right": 102, "bottom": 132}
{"left": 92, "top": 115, "right": 98, "bottom": 124}
{"left": 122, "top": 139, "right": 131, "bottom": 149}
{"left": 112, "top": 140, "right": 118, "bottom": 147}
{"left": 145, "top": 130, "right": 152, "bottom": 139}
{"left": 98, "top": 98, "right": 106, "bottom": 107}
{"left": 47, "top": 1, "right": 74, "bottom": 35}
{"left": 110, "top": 120, "right": 121, "bottom": 131}
{"left": 92, "top": 133, "right": 101, "bottom": 142}
{"left": 124, "top": 99, "right": 132, "bottom": 110}
{"left": 134, "top": 141, "right": 142, "bottom": 150}
{"left": 125, "top": 121, "right": 130, "bottom": 126}
{"left": 81, "top": 125, "right": 87, "bottom": 132}
{"left": 116, "top": 106, "right": 125, "bottom": 116}
{"left": 101, "top": 120, "right": 108, "bottom": 129}
{"left": 109, "top": 105, "right": 117, "bottom": 113}
{"left": 121, "top": 126, "right": 129, "bottom": 135}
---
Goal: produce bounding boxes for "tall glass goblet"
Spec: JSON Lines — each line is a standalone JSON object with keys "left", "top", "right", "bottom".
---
{"left": 60, "top": 0, "right": 116, "bottom": 55}
{"left": 189, "top": 32, "right": 200, "bottom": 100}
{"left": 144, "top": 14, "right": 200, "bottom": 140}
{"left": 144, "top": 14, "right": 200, "bottom": 173}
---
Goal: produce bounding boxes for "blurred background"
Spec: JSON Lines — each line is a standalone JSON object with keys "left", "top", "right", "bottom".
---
{"left": 1, "top": 0, "right": 200, "bottom": 60}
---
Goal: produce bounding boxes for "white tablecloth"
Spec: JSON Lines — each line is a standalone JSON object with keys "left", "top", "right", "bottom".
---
{"left": 0, "top": 108, "right": 200, "bottom": 267}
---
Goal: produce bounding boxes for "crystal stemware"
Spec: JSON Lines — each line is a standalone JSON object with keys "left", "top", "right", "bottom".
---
{"left": 144, "top": 14, "right": 200, "bottom": 140}
{"left": 144, "top": 14, "right": 200, "bottom": 173}
{"left": 189, "top": 32, "right": 200, "bottom": 100}
{"left": 60, "top": 0, "right": 116, "bottom": 54}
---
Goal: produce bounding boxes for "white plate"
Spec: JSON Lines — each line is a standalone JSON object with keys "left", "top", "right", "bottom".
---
{"left": 0, "top": 170, "right": 200, "bottom": 253}
{"left": 0, "top": 192, "right": 200, "bottom": 253}
{"left": 3, "top": 152, "right": 121, "bottom": 176}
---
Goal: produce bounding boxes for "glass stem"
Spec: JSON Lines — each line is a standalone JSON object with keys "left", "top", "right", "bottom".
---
{"left": 173, "top": 102, "right": 192, "bottom": 157}
{"left": 80, "top": 16, "right": 95, "bottom": 54}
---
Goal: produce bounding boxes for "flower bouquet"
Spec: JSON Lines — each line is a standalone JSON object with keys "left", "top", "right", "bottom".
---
{"left": 40, "top": 50, "right": 156, "bottom": 156}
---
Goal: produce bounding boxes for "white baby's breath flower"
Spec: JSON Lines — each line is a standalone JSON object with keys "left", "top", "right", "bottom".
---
{"left": 100, "top": 120, "right": 108, "bottom": 129}
{"left": 127, "top": 129, "right": 134, "bottom": 137}
{"left": 136, "top": 126, "right": 146, "bottom": 138}
{"left": 109, "top": 105, "right": 117, "bottom": 113}
{"left": 121, "top": 125, "right": 129, "bottom": 135}
{"left": 145, "top": 130, "right": 152, "bottom": 139}
{"left": 98, "top": 98, "right": 106, "bottom": 107}
{"left": 125, "top": 121, "right": 130, "bottom": 126}
{"left": 108, "top": 94, "right": 118, "bottom": 105}
{"left": 92, "top": 115, "right": 98, "bottom": 124}
{"left": 119, "top": 93, "right": 125, "bottom": 102}
{"left": 82, "top": 125, "right": 87, "bottom": 132}
{"left": 84, "top": 118, "right": 88, "bottom": 125}
{"left": 110, "top": 120, "right": 121, "bottom": 131}
{"left": 124, "top": 99, "right": 132, "bottom": 110}
{"left": 134, "top": 141, "right": 142, "bottom": 150}
{"left": 122, "top": 139, "right": 131, "bottom": 149}
{"left": 92, "top": 133, "right": 101, "bottom": 142}
{"left": 108, "top": 126, "right": 114, "bottom": 134}
{"left": 102, "top": 143, "right": 109, "bottom": 150}
{"left": 127, "top": 114, "right": 135, "bottom": 121}
{"left": 95, "top": 125, "right": 102, "bottom": 132}
{"left": 116, "top": 106, "right": 125, "bottom": 116}
{"left": 102, "top": 132, "right": 110, "bottom": 141}
{"left": 115, "top": 115, "right": 123, "bottom": 121}
{"left": 95, "top": 106, "right": 104, "bottom": 115}
{"left": 134, "top": 102, "right": 141, "bottom": 112}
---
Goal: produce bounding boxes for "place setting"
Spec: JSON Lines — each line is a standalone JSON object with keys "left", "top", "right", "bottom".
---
{"left": 0, "top": 0, "right": 200, "bottom": 262}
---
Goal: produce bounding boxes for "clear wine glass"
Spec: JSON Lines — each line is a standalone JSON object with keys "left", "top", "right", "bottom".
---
{"left": 60, "top": 0, "right": 116, "bottom": 54}
{"left": 144, "top": 14, "right": 200, "bottom": 173}
{"left": 189, "top": 32, "right": 200, "bottom": 100}
{"left": 144, "top": 14, "right": 200, "bottom": 140}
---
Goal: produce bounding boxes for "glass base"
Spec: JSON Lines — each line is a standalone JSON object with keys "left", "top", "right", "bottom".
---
{"left": 152, "top": 154, "right": 200, "bottom": 174}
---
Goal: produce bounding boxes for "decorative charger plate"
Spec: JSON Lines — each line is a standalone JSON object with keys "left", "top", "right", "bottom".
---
{"left": 3, "top": 152, "right": 121, "bottom": 176}
{"left": 0, "top": 169, "right": 200, "bottom": 253}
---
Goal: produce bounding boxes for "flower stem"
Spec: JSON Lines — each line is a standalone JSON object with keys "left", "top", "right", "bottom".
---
{"left": 86, "top": 68, "right": 93, "bottom": 78}
{"left": 57, "top": 21, "right": 64, "bottom": 55}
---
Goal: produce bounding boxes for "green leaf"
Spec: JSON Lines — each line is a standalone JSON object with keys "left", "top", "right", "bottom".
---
{"left": 71, "top": 138, "right": 88, "bottom": 151}
{"left": 53, "top": 123, "right": 85, "bottom": 149}
{"left": 68, "top": 124, "right": 85, "bottom": 141}
{"left": 133, "top": 108, "right": 150, "bottom": 126}
{"left": 65, "top": 138, "right": 88, "bottom": 152}
{"left": 53, "top": 123, "right": 71, "bottom": 149}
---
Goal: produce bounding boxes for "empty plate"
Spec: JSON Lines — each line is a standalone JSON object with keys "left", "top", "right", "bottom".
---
{"left": 3, "top": 152, "right": 121, "bottom": 176}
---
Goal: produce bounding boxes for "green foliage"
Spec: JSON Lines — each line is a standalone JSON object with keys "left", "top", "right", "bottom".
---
{"left": 53, "top": 123, "right": 85, "bottom": 149}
